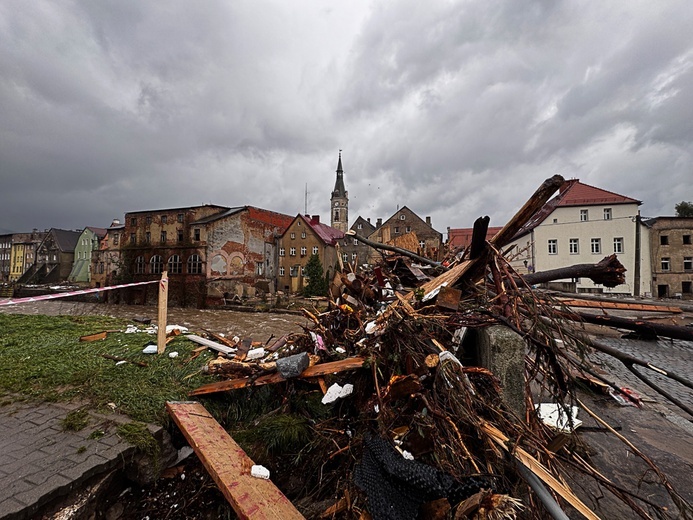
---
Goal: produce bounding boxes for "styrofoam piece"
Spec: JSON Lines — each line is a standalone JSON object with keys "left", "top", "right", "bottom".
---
{"left": 251, "top": 465, "right": 270, "bottom": 479}
{"left": 322, "top": 383, "right": 354, "bottom": 404}
{"left": 168, "top": 351, "right": 179, "bottom": 358}
{"left": 142, "top": 344, "right": 158, "bottom": 354}
{"left": 402, "top": 450, "right": 414, "bottom": 460}
{"left": 535, "top": 403, "right": 583, "bottom": 433}
{"left": 245, "top": 347, "right": 265, "bottom": 360}
{"left": 335, "top": 347, "right": 346, "bottom": 354}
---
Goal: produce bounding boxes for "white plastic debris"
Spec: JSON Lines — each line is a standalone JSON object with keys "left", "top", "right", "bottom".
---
{"left": 402, "top": 450, "right": 414, "bottom": 460}
{"left": 335, "top": 347, "right": 346, "bottom": 354}
{"left": 124, "top": 325, "right": 139, "bottom": 334}
{"left": 535, "top": 403, "right": 583, "bottom": 433}
{"left": 232, "top": 335, "right": 240, "bottom": 344}
{"left": 245, "top": 347, "right": 265, "bottom": 360}
{"left": 142, "top": 344, "right": 158, "bottom": 354}
{"left": 168, "top": 351, "right": 179, "bottom": 358}
{"left": 251, "top": 465, "right": 270, "bottom": 479}
{"left": 422, "top": 282, "right": 448, "bottom": 302}
{"left": 322, "top": 383, "right": 354, "bottom": 404}
{"left": 365, "top": 321, "right": 384, "bottom": 336}
{"left": 166, "top": 325, "right": 189, "bottom": 334}
{"left": 115, "top": 360, "right": 127, "bottom": 366}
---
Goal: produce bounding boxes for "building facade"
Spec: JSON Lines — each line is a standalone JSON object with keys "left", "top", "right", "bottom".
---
{"left": 506, "top": 179, "right": 651, "bottom": 296}
{"left": 19, "top": 229, "right": 81, "bottom": 284}
{"left": 644, "top": 217, "right": 693, "bottom": 298}
{"left": 368, "top": 207, "right": 443, "bottom": 262}
{"left": 277, "top": 215, "right": 344, "bottom": 294}
{"left": 339, "top": 216, "right": 378, "bottom": 269}
{"left": 91, "top": 220, "right": 125, "bottom": 290}
{"left": 0, "top": 234, "right": 11, "bottom": 283}
{"left": 69, "top": 227, "right": 106, "bottom": 284}
{"left": 8, "top": 230, "right": 45, "bottom": 282}
{"left": 192, "top": 206, "right": 293, "bottom": 303}
{"left": 121, "top": 204, "right": 229, "bottom": 306}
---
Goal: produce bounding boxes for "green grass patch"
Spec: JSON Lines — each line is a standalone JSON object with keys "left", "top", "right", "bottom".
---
{"left": 116, "top": 421, "right": 159, "bottom": 458}
{"left": 61, "top": 409, "right": 90, "bottom": 431}
{"left": 0, "top": 314, "right": 217, "bottom": 424}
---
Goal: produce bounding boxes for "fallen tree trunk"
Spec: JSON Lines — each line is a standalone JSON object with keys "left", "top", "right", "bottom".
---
{"left": 345, "top": 230, "right": 441, "bottom": 267}
{"left": 520, "top": 254, "right": 626, "bottom": 288}
{"left": 572, "top": 312, "right": 693, "bottom": 342}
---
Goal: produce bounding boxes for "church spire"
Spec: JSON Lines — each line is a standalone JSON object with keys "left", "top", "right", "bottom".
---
{"left": 330, "top": 150, "right": 349, "bottom": 232}
{"left": 332, "top": 150, "right": 346, "bottom": 198}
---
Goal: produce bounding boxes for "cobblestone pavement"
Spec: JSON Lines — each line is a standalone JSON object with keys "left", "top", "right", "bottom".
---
{"left": 590, "top": 336, "right": 693, "bottom": 419}
{"left": 0, "top": 399, "right": 150, "bottom": 520}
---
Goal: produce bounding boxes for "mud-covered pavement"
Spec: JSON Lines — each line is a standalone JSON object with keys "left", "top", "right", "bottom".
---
{"left": 0, "top": 300, "right": 306, "bottom": 339}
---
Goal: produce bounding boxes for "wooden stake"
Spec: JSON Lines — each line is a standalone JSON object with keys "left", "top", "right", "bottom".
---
{"left": 157, "top": 271, "right": 168, "bottom": 354}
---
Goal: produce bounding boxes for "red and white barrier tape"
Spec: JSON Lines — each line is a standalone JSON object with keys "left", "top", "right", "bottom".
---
{"left": 0, "top": 280, "right": 160, "bottom": 306}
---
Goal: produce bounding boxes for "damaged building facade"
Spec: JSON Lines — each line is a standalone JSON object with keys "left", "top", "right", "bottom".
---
{"left": 645, "top": 216, "right": 693, "bottom": 298}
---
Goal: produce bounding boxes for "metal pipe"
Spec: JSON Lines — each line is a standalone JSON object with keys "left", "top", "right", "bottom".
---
{"left": 516, "top": 462, "right": 571, "bottom": 520}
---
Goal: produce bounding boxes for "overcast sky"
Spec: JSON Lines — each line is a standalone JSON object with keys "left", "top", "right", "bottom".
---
{"left": 1, "top": 1, "right": 692, "bottom": 236}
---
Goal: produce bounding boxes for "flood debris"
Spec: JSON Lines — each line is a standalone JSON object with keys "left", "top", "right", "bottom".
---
{"left": 172, "top": 175, "right": 692, "bottom": 520}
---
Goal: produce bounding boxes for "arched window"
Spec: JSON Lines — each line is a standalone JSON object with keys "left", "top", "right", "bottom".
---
{"left": 134, "top": 256, "right": 145, "bottom": 274}
{"left": 150, "top": 255, "right": 163, "bottom": 274}
{"left": 188, "top": 254, "right": 202, "bottom": 274}
{"left": 168, "top": 255, "right": 182, "bottom": 274}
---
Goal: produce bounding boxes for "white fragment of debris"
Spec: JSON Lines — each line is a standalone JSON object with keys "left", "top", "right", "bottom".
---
{"left": 181, "top": 473, "right": 185, "bottom": 480}
{"left": 365, "top": 321, "right": 383, "bottom": 336}
{"left": 174, "top": 446, "right": 194, "bottom": 465}
{"left": 166, "top": 325, "right": 189, "bottom": 334}
{"left": 374, "top": 404, "right": 379, "bottom": 413}
{"left": 251, "top": 465, "right": 270, "bottom": 479}
{"left": 422, "top": 282, "right": 448, "bottom": 302}
{"left": 124, "top": 325, "right": 139, "bottom": 334}
{"left": 335, "top": 347, "right": 346, "bottom": 354}
{"left": 168, "top": 351, "right": 179, "bottom": 358}
{"left": 115, "top": 360, "right": 127, "bottom": 366}
{"left": 535, "top": 403, "right": 583, "bottom": 433}
{"left": 322, "top": 383, "right": 354, "bottom": 404}
{"left": 402, "top": 450, "right": 414, "bottom": 460}
{"left": 246, "top": 348, "right": 265, "bottom": 360}
{"left": 232, "top": 335, "right": 240, "bottom": 344}
{"left": 310, "top": 331, "right": 326, "bottom": 351}
{"left": 142, "top": 344, "right": 158, "bottom": 354}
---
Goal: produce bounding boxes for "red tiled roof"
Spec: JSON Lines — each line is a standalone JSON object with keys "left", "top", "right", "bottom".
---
{"left": 514, "top": 179, "right": 640, "bottom": 238}
{"left": 302, "top": 215, "right": 344, "bottom": 245}
{"left": 555, "top": 179, "right": 640, "bottom": 207}
{"left": 448, "top": 227, "right": 503, "bottom": 249}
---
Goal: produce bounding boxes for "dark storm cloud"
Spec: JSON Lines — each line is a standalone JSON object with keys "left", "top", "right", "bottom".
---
{"left": 0, "top": 0, "right": 691, "bottom": 235}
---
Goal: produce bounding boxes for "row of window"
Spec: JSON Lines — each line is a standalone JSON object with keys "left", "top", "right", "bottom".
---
{"left": 280, "top": 246, "right": 319, "bottom": 257}
{"left": 660, "top": 257, "right": 693, "bottom": 272}
{"left": 279, "top": 266, "right": 306, "bottom": 277}
{"left": 660, "top": 235, "right": 691, "bottom": 245}
{"left": 129, "top": 229, "right": 200, "bottom": 245}
{"left": 131, "top": 214, "right": 185, "bottom": 226}
{"left": 578, "top": 208, "right": 613, "bottom": 222}
{"left": 133, "top": 255, "right": 202, "bottom": 275}
{"left": 547, "top": 237, "right": 624, "bottom": 255}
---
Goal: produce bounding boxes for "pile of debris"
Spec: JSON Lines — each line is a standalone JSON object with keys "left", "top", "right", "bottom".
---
{"left": 179, "top": 176, "right": 693, "bottom": 520}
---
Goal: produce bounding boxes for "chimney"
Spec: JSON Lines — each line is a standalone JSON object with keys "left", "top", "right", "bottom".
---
{"left": 110, "top": 218, "right": 121, "bottom": 227}
{"left": 376, "top": 218, "right": 382, "bottom": 227}
{"left": 311, "top": 215, "right": 320, "bottom": 224}
{"left": 426, "top": 216, "right": 432, "bottom": 227}
{"left": 367, "top": 218, "right": 371, "bottom": 224}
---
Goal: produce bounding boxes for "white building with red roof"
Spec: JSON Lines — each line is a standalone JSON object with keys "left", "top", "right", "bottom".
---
{"left": 506, "top": 179, "right": 651, "bottom": 296}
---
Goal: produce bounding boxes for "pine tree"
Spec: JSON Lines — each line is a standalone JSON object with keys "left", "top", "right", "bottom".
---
{"left": 303, "top": 254, "right": 328, "bottom": 297}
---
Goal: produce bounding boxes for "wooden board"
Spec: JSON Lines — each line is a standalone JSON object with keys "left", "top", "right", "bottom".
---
{"left": 186, "top": 334, "right": 237, "bottom": 356}
{"left": 166, "top": 401, "right": 304, "bottom": 520}
{"left": 190, "top": 357, "right": 366, "bottom": 396}
{"left": 556, "top": 299, "right": 682, "bottom": 313}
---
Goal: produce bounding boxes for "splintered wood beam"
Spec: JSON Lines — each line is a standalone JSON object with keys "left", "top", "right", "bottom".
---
{"left": 407, "top": 176, "right": 565, "bottom": 302}
{"left": 555, "top": 299, "right": 682, "bottom": 314}
{"left": 490, "top": 174, "right": 565, "bottom": 248}
{"left": 166, "top": 401, "right": 305, "bottom": 520}
{"left": 190, "top": 357, "right": 367, "bottom": 396}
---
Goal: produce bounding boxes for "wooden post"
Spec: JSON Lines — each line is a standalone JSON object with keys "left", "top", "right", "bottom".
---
{"left": 157, "top": 271, "right": 168, "bottom": 354}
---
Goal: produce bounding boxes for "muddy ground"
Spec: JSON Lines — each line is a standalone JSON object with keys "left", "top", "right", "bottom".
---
{"left": 4, "top": 300, "right": 693, "bottom": 519}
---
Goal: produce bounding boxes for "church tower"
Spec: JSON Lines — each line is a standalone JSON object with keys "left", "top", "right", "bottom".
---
{"left": 330, "top": 151, "right": 349, "bottom": 232}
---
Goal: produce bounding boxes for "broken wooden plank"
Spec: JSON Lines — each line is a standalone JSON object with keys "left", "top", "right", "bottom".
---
{"left": 555, "top": 298, "right": 682, "bottom": 314}
{"left": 166, "top": 401, "right": 304, "bottom": 520}
{"left": 186, "top": 334, "right": 237, "bottom": 356}
{"left": 190, "top": 357, "right": 367, "bottom": 396}
{"left": 80, "top": 331, "right": 108, "bottom": 342}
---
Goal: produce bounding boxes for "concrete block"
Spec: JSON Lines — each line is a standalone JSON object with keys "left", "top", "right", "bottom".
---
{"left": 276, "top": 352, "right": 310, "bottom": 379}
{"left": 473, "top": 325, "right": 526, "bottom": 418}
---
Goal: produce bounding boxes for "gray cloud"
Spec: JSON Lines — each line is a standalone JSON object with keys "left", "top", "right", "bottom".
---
{"left": 0, "top": 0, "right": 691, "bottom": 236}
